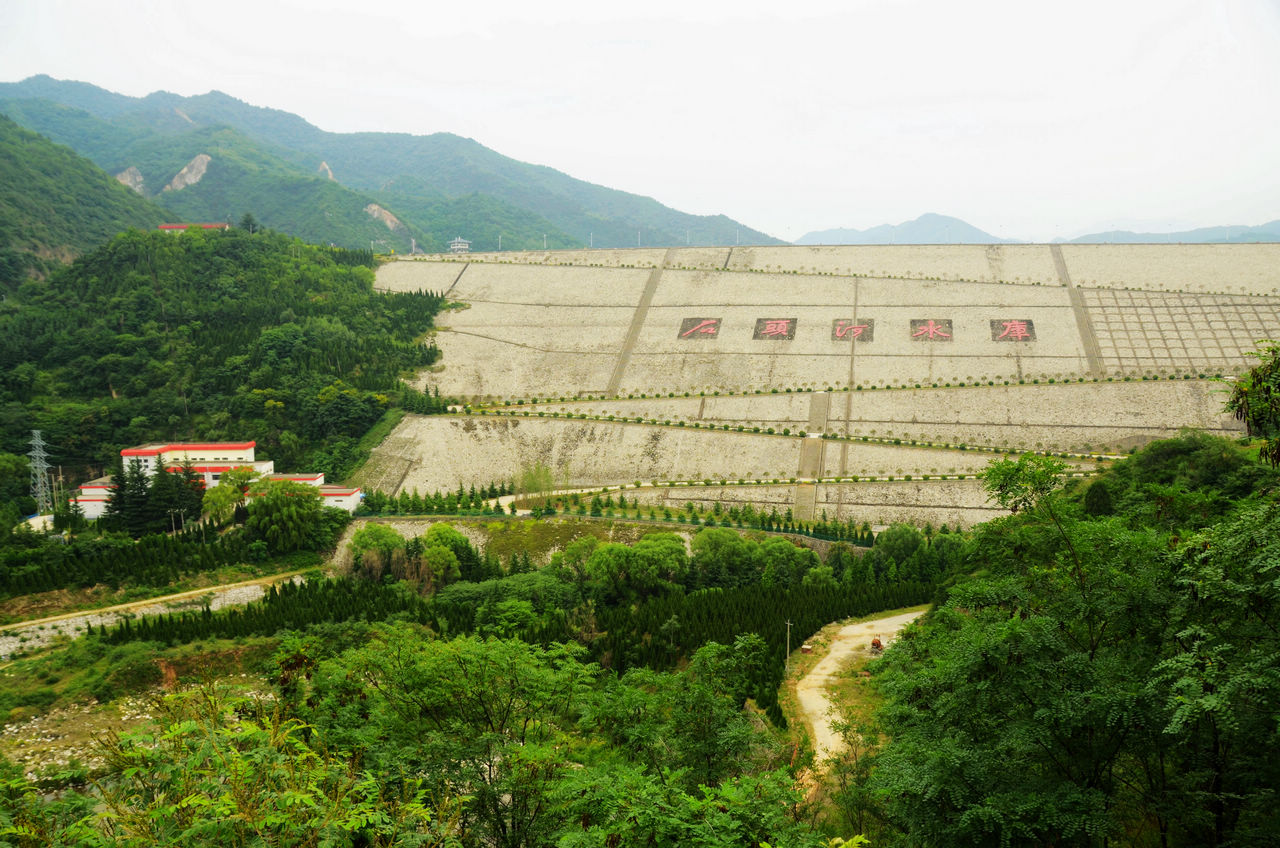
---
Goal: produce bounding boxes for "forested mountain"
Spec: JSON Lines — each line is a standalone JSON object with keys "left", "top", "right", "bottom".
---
{"left": 0, "top": 75, "right": 781, "bottom": 249}
{"left": 0, "top": 227, "right": 445, "bottom": 479}
{"left": 0, "top": 97, "right": 578, "bottom": 254}
{"left": 0, "top": 113, "right": 164, "bottom": 284}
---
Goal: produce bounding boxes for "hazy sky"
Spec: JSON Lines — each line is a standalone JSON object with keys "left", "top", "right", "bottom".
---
{"left": 2, "top": 0, "right": 1279, "bottom": 242}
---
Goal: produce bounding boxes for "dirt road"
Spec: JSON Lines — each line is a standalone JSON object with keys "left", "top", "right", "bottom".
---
{"left": 794, "top": 609, "right": 925, "bottom": 764}
{"left": 0, "top": 570, "right": 307, "bottom": 660}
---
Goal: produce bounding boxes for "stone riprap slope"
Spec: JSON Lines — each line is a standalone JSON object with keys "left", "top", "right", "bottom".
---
{"left": 367, "top": 244, "right": 1275, "bottom": 527}
{"left": 615, "top": 478, "right": 999, "bottom": 530}
{"left": 356, "top": 416, "right": 1007, "bottom": 492}
{"left": 526, "top": 380, "right": 1234, "bottom": 454}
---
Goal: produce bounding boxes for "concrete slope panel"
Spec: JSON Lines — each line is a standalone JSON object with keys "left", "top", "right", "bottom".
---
{"left": 365, "top": 417, "right": 807, "bottom": 493}
{"left": 817, "top": 479, "right": 1002, "bottom": 529}
{"left": 854, "top": 277, "right": 1069, "bottom": 306}
{"left": 727, "top": 245, "right": 1062, "bottom": 284}
{"left": 448, "top": 263, "right": 650, "bottom": 306}
{"left": 438, "top": 303, "right": 634, "bottom": 353}
{"left": 625, "top": 478, "right": 1003, "bottom": 530}
{"left": 376, "top": 260, "right": 470, "bottom": 293}
{"left": 1059, "top": 244, "right": 1280, "bottom": 295}
{"left": 462, "top": 248, "right": 670, "bottom": 268}
{"left": 650, "top": 270, "right": 859, "bottom": 306}
{"left": 423, "top": 332, "right": 617, "bottom": 399}
{"left": 831, "top": 381, "right": 1241, "bottom": 451}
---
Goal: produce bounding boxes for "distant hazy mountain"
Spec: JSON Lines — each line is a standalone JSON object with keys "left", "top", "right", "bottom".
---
{"left": 0, "top": 75, "right": 782, "bottom": 250}
{"left": 796, "top": 213, "right": 1013, "bottom": 245}
{"left": 0, "top": 113, "right": 164, "bottom": 283}
{"left": 799, "top": 213, "right": 1280, "bottom": 245}
{"left": 1062, "top": 221, "right": 1280, "bottom": 244}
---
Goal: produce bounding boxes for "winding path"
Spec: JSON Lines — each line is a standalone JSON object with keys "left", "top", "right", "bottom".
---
{"left": 794, "top": 609, "right": 925, "bottom": 763}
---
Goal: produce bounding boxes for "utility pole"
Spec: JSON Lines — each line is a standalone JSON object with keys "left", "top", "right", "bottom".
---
{"left": 498, "top": 234, "right": 502, "bottom": 251}
{"left": 28, "top": 430, "right": 52, "bottom": 515}
{"left": 543, "top": 234, "right": 547, "bottom": 250}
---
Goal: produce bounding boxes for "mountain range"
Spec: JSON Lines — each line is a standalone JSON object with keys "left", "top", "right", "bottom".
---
{"left": 2, "top": 75, "right": 1275, "bottom": 267}
{"left": 796, "top": 213, "right": 1013, "bottom": 245}
{"left": 798, "top": 213, "right": 1280, "bottom": 245}
{"left": 0, "top": 75, "right": 780, "bottom": 255}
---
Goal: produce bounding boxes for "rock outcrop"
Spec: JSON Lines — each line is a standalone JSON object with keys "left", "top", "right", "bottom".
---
{"left": 115, "top": 165, "right": 145, "bottom": 194}
{"left": 365, "top": 202, "right": 405, "bottom": 231}
{"left": 162, "top": 153, "right": 211, "bottom": 192}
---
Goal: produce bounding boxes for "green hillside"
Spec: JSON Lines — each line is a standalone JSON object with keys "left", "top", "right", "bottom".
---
{"left": 0, "top": 113, "right": 164, "bottom": 283}
{"left": 373, "top": 177, "right": 579, "bottom": 252}
{"left": 116, "top": 124, "right": 429, "bottom": 253}
{"left": 0, "top": 76, "right": 782, "bottom": 248}
{"left": 1, "top": 95, "right": 580, "bottom": 253}
{"left": 0, "top": 227, "right": 446, "bottom": 476}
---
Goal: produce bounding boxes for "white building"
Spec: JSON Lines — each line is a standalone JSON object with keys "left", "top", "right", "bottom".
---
{"left": 70, "top": 475, "right": 115, "bottom": 521}
{"left": 121, "top": 441, "right": 273, "bottom": 486}
{"left": 71, "top": 441, "right": 363, "bottom": 520}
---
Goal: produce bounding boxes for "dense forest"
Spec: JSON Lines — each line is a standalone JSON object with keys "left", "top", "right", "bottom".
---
{"left": 866, "top": 429, "right": 1280, "bottom": 847}
{"left": 0, "top": 114, "right": 163, "bottom": 285}
{"left": 2, "top": 512, "right": 942, "bottom": 846}
{"left": 0, "top": 226, "right": 447, "bottom": 483}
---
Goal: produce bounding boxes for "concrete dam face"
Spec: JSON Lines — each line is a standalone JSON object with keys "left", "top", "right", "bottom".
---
{"left": 361, "top": 244, "right": 1280, "bottom": 527}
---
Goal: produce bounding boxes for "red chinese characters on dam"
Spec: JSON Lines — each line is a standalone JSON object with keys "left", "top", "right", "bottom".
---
{"left": 992, "top": 319, "right": 1036, "bottom": 341}
{"left": 754, "top": 318, "right": 797, "bottom": 340}
{"left": 678, "top": 317, "right": 1039, "bottom": 341}
{"left": 832, "top": 319, "right": 874, "bottom": 342}
{"left": 678, "top": 317, "right": 721, "bottom": 338}
{"left": 910, "top": 319, "right": 953, "bottom": 340}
